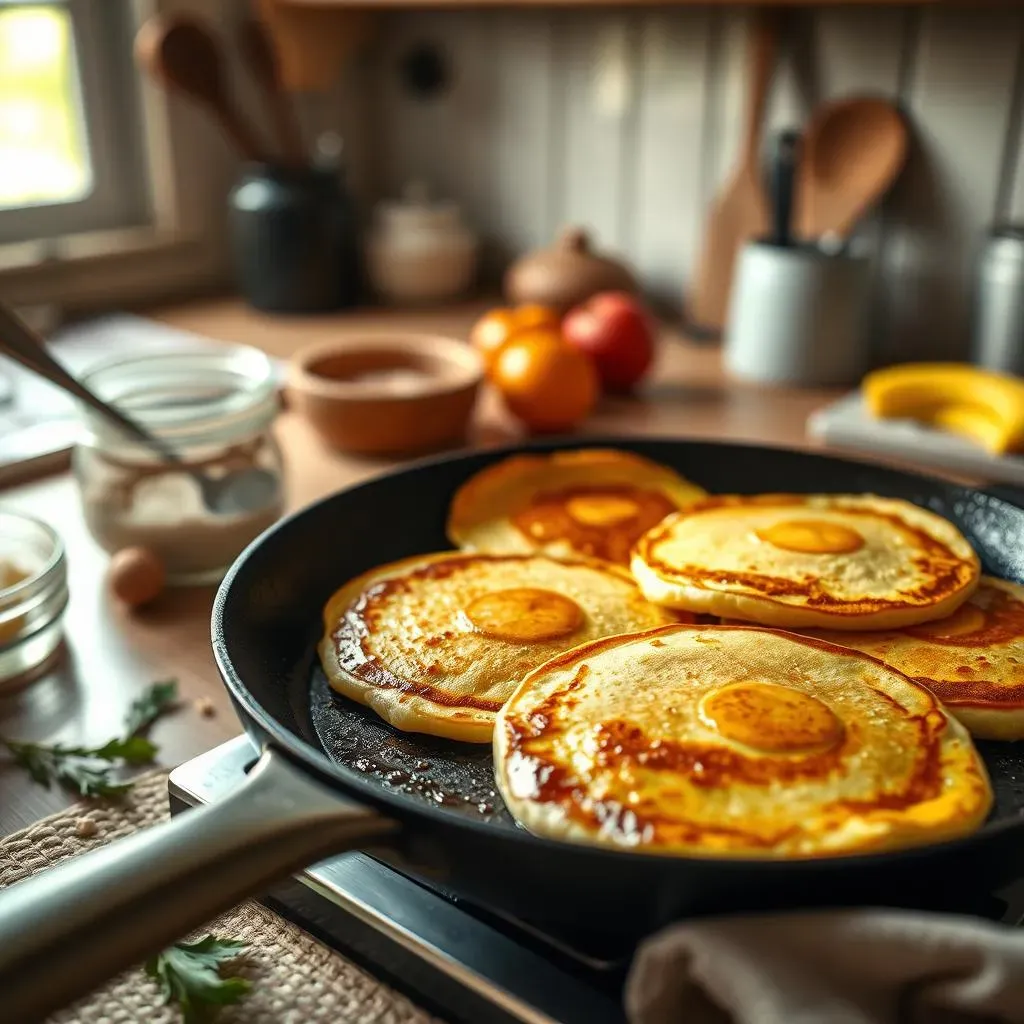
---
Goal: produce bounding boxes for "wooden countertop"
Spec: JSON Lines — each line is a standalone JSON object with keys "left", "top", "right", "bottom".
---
{"left": 0, "top": 297, "right": 840, "bottom": 835}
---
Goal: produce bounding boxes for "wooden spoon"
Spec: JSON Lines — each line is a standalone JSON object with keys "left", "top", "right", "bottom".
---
{"left": 687, "top": 11, "right": 777, "bottom": 335}
{"left": 796, "top": 96, "right": 908, "bottom": 241}
{"left": 135, "top": 14, "right": 269, "bottom": 164}
{"left": 255, "top": 0, "right": 374, "bottom": 93}
{"left": 238, "top": 17, "right": 306, "bottom": 169}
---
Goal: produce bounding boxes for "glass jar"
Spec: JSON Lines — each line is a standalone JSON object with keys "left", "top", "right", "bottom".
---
{"left": 72, "top": 347, "right": 284, "bottom": 586}
{"left": 0, "top": 510, "right": 67, "bottom": 689}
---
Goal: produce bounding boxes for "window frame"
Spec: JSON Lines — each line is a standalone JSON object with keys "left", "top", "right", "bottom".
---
{"left": 0, "top": 0, "right": 238, "bottom": 310}
{"left": 0, "top": 0, "right": 148, "bottom": 244}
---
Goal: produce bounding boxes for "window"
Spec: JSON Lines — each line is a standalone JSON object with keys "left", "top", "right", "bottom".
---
{"left": 0, "top": 0, "right": 146, "bottom": 245}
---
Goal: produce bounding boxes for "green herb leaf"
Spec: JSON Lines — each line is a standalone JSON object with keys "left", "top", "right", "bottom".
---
{"left": 92, "top": 735, "right": 159, "bottom": 765}
{"left": 1, "top": 740, "right": 133, "bottom": 798}
{"left": 124, "top": 680, "right": 179, "bottom": 737}
{"left": 146, "top": 935, "right": 250, "bottom": 1024}
{"left": 0, "top": 679, "right": 179, "bottom": 798}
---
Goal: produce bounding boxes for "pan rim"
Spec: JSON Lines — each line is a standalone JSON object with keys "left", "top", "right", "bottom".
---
{"left": 212, "top": 434, "right": 1024, "bottom": 874}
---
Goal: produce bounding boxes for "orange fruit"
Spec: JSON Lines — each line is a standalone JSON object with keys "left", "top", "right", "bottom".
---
{"left": 470, "top": 305, "right": 561, "bottom": 374}
{"left": 491, "top": 329, "right": 598, "bottom": 433}
{"left": 514, "top": 304, "right": 561, "bottom": 333}
{"left": 470, "top": 308, "right": 519, "bottom": 370}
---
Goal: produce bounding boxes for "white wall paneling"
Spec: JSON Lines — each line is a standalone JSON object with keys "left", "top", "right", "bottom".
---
{"left": 809, "top": 8, "right": 909, "bottom": 100}
{"left": 554, "top": 10, "right": 638, "bottom": 254}
{"left": 358, "top": 5, "right": 1024, "bottom": 360}
{"left": 371, "top": 12, "right": 495, "bottom": 215}
{"left": 879, "top": 8, "right": 1023, "bottom": 362}
{"left": 487, "top": 11, "right": 557, "bottom": 269}
{"left": 699, "top": 10, "right": 753, "bottom": 219}
{"left": 632, "top": 9, "right": 711, "bottom": 310}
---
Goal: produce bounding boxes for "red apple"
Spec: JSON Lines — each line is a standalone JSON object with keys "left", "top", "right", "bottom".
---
{"left": 562, "top": 291, "right": 655, "bottom": 393}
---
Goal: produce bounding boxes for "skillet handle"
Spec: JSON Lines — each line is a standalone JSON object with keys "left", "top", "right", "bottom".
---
{"left": 0, "top": 746, "right": 397, "bottom": 1023}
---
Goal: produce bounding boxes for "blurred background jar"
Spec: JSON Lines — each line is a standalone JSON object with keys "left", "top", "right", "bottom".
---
{"left": 228, "top": 162, "right": 360, "bottom": 313}
{"left": 366, "top": 181, "right": 478, "bottom": 305}
{"left": 72, "top": 347, "right": 284, "bottom": 586}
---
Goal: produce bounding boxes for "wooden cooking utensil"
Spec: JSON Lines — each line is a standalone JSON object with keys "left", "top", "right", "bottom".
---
{"left": 135, "top": 14, "right": 270, "bottom": 164}
{"left": 687, "top": 12, "right": 778, "bottom": 336}
{"left": 255, "top": 0, "right": 374, "bottom": 93}
{"left": 796, "top": 96, "right": 908, "bottom": 241}
{"left": 239, "top": 17, "right": 306, "bottom": 169}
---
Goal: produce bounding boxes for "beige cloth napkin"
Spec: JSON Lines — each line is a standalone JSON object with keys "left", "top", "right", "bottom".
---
{"left": 625, "top": 909, "right": 1024, "bottom": 1024}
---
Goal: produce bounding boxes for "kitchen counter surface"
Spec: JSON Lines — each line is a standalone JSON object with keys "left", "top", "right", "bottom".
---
{"left": 0, "top": 296, "right": 842, "bottom": 834}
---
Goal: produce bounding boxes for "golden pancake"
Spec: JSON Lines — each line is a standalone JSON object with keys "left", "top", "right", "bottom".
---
{"left": 494, "top": 624, "right": 992, "bottom": 858}
{"left": 319, "top": 552, "right": 681, "bottom": 743}
{"left": 631, "top": 494, "right": 980, "bottom": 630}
{"left": 448, "top": 448, "right": 705, "bottom": 565}
{"left": 806, "top": 576, "right": 1024, "bottom": 740}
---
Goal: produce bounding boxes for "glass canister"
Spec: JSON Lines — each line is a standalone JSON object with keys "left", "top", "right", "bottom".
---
{"left": 72, "top": 347, "right": 284, "bottom": 585}
{"left": 0, "top": 510, "right": 67, "bottom": 689}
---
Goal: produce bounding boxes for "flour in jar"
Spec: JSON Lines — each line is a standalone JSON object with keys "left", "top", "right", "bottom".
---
{"left": 82, "top": 461, "right": 283, "bottom": 581}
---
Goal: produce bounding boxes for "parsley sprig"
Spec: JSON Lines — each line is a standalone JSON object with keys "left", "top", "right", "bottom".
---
{"left": 0, "top": 680, "right": 178, "bottom": 797}
{"left": 146, "top": 935, "right": 250, "bottom": 1023}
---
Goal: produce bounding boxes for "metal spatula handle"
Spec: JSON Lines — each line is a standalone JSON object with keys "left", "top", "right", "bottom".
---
{"left": 0, "top": 303, "right": 182, "bottom": 464}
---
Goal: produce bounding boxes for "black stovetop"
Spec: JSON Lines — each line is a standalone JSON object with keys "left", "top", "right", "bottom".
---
{"left": 168, "top": 737, "right": 1024, "bottom": 1024}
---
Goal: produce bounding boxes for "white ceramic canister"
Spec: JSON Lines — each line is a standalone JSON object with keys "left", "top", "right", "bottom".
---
{"left": 725, "top": 240, "right": 871, "bottom": 387}
{"left": 366, "top": 182, "right": 478, "bottom": 305}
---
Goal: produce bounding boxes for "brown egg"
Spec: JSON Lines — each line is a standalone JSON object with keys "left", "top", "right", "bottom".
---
{"left": 109, "top": 547, "right": 165, "bottom": 608}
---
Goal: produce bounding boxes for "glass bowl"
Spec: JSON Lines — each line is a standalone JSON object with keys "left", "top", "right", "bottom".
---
{"left": 0, "top": 510, "right": 67, "bottom": 690}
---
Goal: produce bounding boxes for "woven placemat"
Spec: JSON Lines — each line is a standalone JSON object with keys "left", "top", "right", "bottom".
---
{"left": 0, "top": 770, "right": 440, "bottom": 1024}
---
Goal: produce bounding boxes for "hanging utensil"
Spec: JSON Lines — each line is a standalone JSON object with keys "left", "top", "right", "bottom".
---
{"left": 796, "top": 96, "right": 908, "bottom": 242}
{"left": 135, "top": 13, "right": 270, "bottom": 164}
{"left": 687, "top": 10, "right": 778, "bottom": 336}
{"left": 770, "top": 130, "right": 801, "bottom": 248}
{"left": 238, "top": 16, "right": 306, "bottom": 169}
{"left": 254, "top": 0, "right": 374, "bottom": 92}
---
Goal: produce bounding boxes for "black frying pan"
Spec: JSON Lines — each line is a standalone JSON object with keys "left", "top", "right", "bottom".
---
{"left": 2, "top": 437, "right": 1024, "bottom": 1022}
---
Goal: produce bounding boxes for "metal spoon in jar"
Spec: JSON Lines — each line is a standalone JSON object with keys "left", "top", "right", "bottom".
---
{"left": 0, "top": 304, "right": 279, "bottom": 516}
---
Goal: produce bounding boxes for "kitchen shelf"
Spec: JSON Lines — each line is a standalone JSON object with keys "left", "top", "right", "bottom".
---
{"left": 263, "top": 0, "right": 1017, "bottom": 88}
{"left": 282, "top": 0, "right": 1018, "bottom": 7}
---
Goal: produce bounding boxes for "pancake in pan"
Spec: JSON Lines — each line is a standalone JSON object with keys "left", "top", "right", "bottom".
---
{"left": 319, "top": 551, "right": 681, "bottom": 743}
{"left": 448, "top": 448, "right": 705, "bottom": 565}
{"left": 494, "top": 624, "right": 992, "bottom": 858}
{"left": 631, "top": 494, "right": 980, "bottom": 630}
{"left": 808, "top": 576, "right": 1024, "bottom": 740}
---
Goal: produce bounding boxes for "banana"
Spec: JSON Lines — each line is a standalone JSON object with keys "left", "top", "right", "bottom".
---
{"left": 920, "top": 403, "right": 1015, "bottom": 453}
{"left": 864, "top": 363, "right": 1024, "bottom": 454}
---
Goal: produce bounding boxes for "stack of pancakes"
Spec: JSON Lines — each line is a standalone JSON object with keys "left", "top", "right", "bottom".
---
{"left": 319, "top": 448, "right": 1019, "bottom": 859}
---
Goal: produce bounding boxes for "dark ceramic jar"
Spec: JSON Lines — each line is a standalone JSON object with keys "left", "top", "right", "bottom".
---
{"left": 228, "top": 164, "right": 360, "bottom": 313}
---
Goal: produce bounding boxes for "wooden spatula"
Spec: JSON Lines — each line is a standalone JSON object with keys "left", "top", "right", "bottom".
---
{"left": 796, "top": 96, "right": 908, "bottom": 241}
{"left": 239, "top": 16, "right": 306, "bottom": 169}
{"left": 255, "top": 0, "right": 374, "bottom": 93}
{"left": 135, "top": 13, "right": 270, "bottom": 163}
{"left": 687, "top": 12, "right": 778, "bottom": 336}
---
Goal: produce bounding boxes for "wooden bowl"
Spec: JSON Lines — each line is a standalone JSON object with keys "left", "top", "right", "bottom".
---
{"left": 287, "top": 335, "right": 484, "bottom": 455}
